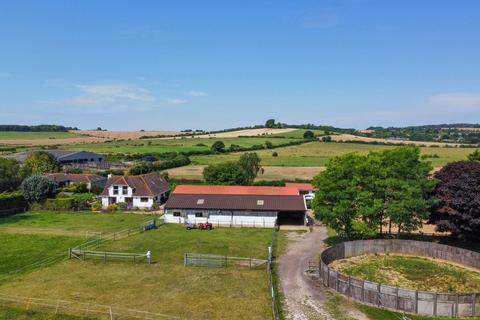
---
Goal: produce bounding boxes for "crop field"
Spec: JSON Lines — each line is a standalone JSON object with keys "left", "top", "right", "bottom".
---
{"left": 62, "top": 136, "right": 299, "bottom": 154}
{"left": 331, "top": 254, "right": 480, "bottom": 293}
{"left": 268, "top": 129, "right": 325, "bottom": 138}
{"left": 0, "top": 212, "right": 275, "bottom": 319}
{"left": 191, "top": 141, "right": 472, "bottom": 167}
{"left": 165, "top": 165, "right": 324, "bottom": 181}
{"left": 0, "top": 131, "right": 80, "bottom": 140}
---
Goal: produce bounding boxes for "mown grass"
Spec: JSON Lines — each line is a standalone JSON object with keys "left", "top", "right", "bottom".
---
{"left": 62, "top": 136, "right": 298, "bottom": 154}
{"left": 191, "top": 142, "right": 472, "bottom": 167}
{"left": 334, "top": 254, "right": 480, "bottom": 293}
{"left": 0, "top": 305, "right": 96, "bottom": 320}
{"left": 0, "top": 211, "right": 153, "bottom": 236}
{"left": 0, "top": 223, "right": 274, "bottom": 319}
{"left": 0, "top": 131, "right": 79, "bottom": 140}
{"left": 0, "top": 233, "right": 82, "bottom": 277}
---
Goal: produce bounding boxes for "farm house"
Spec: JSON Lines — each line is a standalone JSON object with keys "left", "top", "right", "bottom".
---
{"left": 164, "top": 184, "right": 311, "bottom": 227}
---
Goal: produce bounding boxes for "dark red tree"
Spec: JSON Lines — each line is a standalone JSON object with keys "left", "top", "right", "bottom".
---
{"left": 431, "top": 161, "right": 480, "bottom": 240}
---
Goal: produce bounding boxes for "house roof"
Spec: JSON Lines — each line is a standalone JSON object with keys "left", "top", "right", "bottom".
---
{"left": 101, "top": 173, "right": 170, "bottom": 197}
{"left": 1, "top": 150, "right": 104, "bottom": 162}
{"left": 165, "top": 194, "right": 306, "bottom": 212}
{"left": 173, "top": 185, "right": 303, "bottom": 196}
{"left": 45, "top": 173, "right": 106, "bottom": 184}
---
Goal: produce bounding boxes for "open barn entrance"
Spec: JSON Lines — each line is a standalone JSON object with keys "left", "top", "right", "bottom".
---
{"left": 277, "top": 211, "right": 305, "bottom": 225}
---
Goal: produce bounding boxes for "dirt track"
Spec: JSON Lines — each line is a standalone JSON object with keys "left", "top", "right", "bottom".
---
{"left": 278, "top": 226, "right": 368, "bottom": 320}
{"left": 278, "top": 226, "right": 334, "bottom": 320}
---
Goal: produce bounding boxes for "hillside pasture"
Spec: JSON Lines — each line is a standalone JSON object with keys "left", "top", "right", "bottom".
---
{"left": 0, "top": 223, "right": 274, "bottom": 319}
{"left": 62, "top": 136, "right": 299, "bottom": 154}
{"left": 191, "top": 141, "right": 472, "bottom": 167}
{"left": 165, "top": 165, "right": 324, "bottom": 181}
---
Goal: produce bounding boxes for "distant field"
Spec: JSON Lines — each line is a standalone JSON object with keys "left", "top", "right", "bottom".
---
{"left": 269, "top": 129, "right": 324, "bottom": 138}
{"left": 191, "top": 141, "right": 473, "bottom": 167}
{"left": 62, "top": 136, "right": 299, "bottom": 154}
{"left": 165, "top": 165, "right": 324, "bottom": 181}
{"left": 0, "top": 131, "right": 79, "bottom": 140}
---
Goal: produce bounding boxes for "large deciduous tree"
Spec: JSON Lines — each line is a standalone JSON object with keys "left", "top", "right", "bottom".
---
{"left": 312, "top": 146, "right": 435, "bottom": 238}
{"left": 430, "top": 161, "right": 480, "bottom": 240}
{"left": 203, "top": 162, "right": 249, "bottom": 185}
{"left": 0, "top": 158, "right": 30, "bottom": 192}
{"left": 23, "top": 151, "right": 58, "bottom": 174}
{"left": 210, "top": 141, "right": 226, "bottom": 153}
{"left": 238, "top": 152, "right": 261, "bottom": 185}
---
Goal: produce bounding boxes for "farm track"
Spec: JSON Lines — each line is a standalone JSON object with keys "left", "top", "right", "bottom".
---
{"left": 278, "top": 226, "right": 367, "bottom": 320}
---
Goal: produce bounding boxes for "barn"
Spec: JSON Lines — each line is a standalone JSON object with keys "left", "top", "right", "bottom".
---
{"left": 164, "top": 184, "right": 310, "bottom": 227}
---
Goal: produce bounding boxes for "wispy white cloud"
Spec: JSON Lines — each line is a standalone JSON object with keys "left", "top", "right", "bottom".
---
{"left": 188, "top": 90, "right": 209, "bottom": 97}
{"left": 77, "top": 84, "right": 154, "bottom": 102}
{"left": 166, "top": 98, "right": 188, "bottom": 105}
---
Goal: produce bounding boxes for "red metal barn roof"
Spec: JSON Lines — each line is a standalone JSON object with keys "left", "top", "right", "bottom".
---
{"left": 173, "top": 185, "right": 302, "bottom": 196}
{"left": 165, "top": 194, "right": 306, "bottom": 212}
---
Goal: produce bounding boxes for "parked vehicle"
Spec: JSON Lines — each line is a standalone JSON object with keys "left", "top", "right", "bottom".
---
{"left": 198, "top": 222, "right": 213, "bottom": 230}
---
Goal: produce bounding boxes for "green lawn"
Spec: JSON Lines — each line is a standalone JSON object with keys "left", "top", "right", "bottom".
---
{"left": 0, "top": 233, "right": 82, "bottom": 279}
{"left": 360, "top": 304, "right": 480, "bottom": 320}
{"left": 0, "top": 131, "right": 79, "bottom": 140}
{"left": 333, "top": 254, "right": 480, "bottom": 293}
{"left": 0, "top": 212, "right": 153, "bottom": 237}
{"left": 61, "top": 136, "right": 298, "bottom": 154}
{"left": 0, "top": 216, "right": 277, "bottom": 319}
{"left": 0, "top": 305, "right": 96, "bottom": 320}
{"left": 191, "top": 142, "right": 472, "bottom": 167}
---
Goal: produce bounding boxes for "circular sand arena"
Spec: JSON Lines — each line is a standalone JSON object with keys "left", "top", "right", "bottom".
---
{"left": 320, "top": 239, "right": 480, "bottom": 317}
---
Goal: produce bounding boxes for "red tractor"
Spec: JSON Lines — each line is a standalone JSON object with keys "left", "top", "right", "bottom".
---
{"left": 198, "top": 222, "right": 213, "bottom": 230}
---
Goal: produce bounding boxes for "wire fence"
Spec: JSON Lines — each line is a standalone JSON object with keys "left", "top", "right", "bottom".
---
{"left": 0, "top": 293, "right": 183, "bottom": 320}
{"left": 267, "top": 222, "right": 281, "bottom": 320}
{"left": 184, "top": 253, "right": 266, "bottom": 268}
{"left": 70, "top": 249, "right": 152, "bottom": 264}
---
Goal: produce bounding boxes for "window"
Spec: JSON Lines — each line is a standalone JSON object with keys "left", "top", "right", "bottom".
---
{"left": 195, "top": 212, "right": 203, "bottom": 218}
{"left": 122, "top": 186, "right": 128, "bottom": 195}
{"left": 140, "top": 197, "right": 149, "bottom": 203}
{"left": 113, "top": 186, "right": 119, "bottom": 195}
{"left": 257, "top": 200, "right": 264, "bottom": 206}
{"left": 173, "top": 212, "right": 181, "bottom": 217}
{"left": 90, "top": 158, "right": 94, "bottom": 162}
{"left": 196, "top": 199, "right": 205, "bottom": 205}
{"left": 98, "top": 158, "right": 102, "bottom": 162}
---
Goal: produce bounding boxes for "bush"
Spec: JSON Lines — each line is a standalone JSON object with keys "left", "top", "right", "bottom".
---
{"left": 151, "top": 203, "right": 160, "bottom": 210}
{"left": 61, "top": 182, "right": 88, "bottom": 193}
{"left": 129, "top": 155, "right": 191, "bottom": 175}
{"left": 0, "top": 192, "right": 26, "bottom": 210}
{"left": 91, "top": 201, "right": 102, "bottom": 211}
{"left": 20, "top": 175, "right": 58, "bottom": 201}
{"left": 272, "top": 152, "right": 278, "bottom": 157}
{"left": 106, "top": 203, "right": 118, "bottom": 212}
{"left": 44, "top": 198, "right": 73, "bottom": 210}
{"left": 117, "top": 202, "right": 128, "bottom": 210}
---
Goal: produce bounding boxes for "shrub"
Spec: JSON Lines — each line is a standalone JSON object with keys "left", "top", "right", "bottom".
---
{"left": 106, "top": 203, "right": 118, "bottom": 212}
{"left": 62, "top": 182, "right": 88, "bottom": 193}
{"left": 20, "top": 175, "right": 58, "bottom": 201}
{"left": 44, "top": 198, "right": 73, "bottom": 210}
{"left": 151, "top": 203, "right": 160, "bottom": 210}
{"left": 91, "top": 201, "right": 102, "bottom": 211}
{"left": 0, "top": 191, "right": 26, "bottom": 210}
{"left": 272, "top": 152, "right": 278, "bottom": 157}
{"left": 117, "top": 202, "right": 128, "bottom": 210}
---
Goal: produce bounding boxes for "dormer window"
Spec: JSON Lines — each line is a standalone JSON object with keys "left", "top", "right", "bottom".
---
{"left": 197, "top": 199, "right": 205, "bottom": 205}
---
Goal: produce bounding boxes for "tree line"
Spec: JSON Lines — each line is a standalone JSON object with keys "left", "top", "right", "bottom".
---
{"left": 0, "top": 125, "right": 77, "bottom": 132}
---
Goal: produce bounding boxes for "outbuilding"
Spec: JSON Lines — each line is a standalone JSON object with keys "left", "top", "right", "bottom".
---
{"left": 164, "top": 185, "right": 308, "bottom": 227}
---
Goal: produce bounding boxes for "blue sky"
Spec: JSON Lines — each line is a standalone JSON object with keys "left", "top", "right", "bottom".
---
{"left": 1, "top": 0, "right": 480, "bottom": 130}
